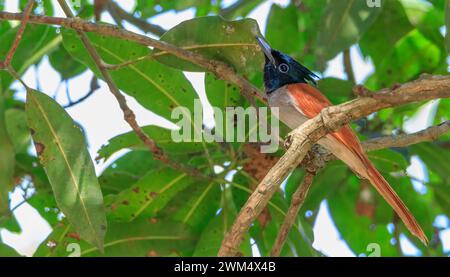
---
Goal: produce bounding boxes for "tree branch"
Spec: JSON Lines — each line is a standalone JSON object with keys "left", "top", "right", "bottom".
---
{"left": 362, "top": 120, "right": 450, "bottom": 152}
{"left": 220, "top": 0, "right": 255, "bottom": 18}
{"left": 56, "top": 0, "right": 205, "bottom": 179}
{"left": 343, "top": 48, "right": 355, "bottom": 84}
{"left": 270, "top": 171, "right": 315, "bottom": 257}
{"left": 106, "top": 1, "right": 166, "bottom": 37}
{"left": 0, "top": 1, "right": 35, "bottom": 69}
{"left": 218, "top": 75, "right": 450, "bottom": 256}
{"left": 62, "top": 76, "right": 100, "bottom": 108}
{"left": 0, "top": 12, "right": 265, "bottom": 103}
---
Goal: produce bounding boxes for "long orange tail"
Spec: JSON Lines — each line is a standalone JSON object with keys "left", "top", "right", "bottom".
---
{"left": 364, "top": 157, "right": 428, "bottom": 245}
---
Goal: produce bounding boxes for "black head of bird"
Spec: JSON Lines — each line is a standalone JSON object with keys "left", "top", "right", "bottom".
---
{"left": 256, "top": 36, "right": 319, "bottom": 94}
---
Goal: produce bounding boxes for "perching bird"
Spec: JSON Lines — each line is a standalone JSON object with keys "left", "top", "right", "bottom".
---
{"left": 256, "top": 36, "right": 428, "bottom": 245}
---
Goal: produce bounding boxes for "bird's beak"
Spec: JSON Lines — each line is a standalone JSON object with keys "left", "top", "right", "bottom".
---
{"left": 256, "top": 36, "right": 276, "bottom": 66}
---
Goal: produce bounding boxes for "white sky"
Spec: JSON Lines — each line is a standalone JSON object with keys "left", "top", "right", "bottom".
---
{"left": 1, "top": 0, "right": 448, "bottom": 257}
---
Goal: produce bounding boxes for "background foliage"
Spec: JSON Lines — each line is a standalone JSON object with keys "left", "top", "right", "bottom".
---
{"left": 0, "top": 0, "right": 449, "bottom": 257}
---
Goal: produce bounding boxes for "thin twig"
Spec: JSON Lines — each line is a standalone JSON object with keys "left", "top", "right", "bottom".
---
{"left": 63, "top": 76, "right": 100, "bottom": 108}
{"left": 312, "top": 120, "right": 450, "bottom": 164}
{"left": 220, "top": 0, "right": 254, "bottom": 18}
{"left": 343, "top": 48, "right": 356, "bottom": 84}
{"left": 0, "top": 12, "right": 266, "bottom": 104}
{"left": 0, "top": 0, "right": 35, "bottom": 69}
{"left": 270, "top": 171, "right": 315, "bottom": 257}
{"left": 106, "top": 1, "right": 166, "bottom": 36}
{"left": 56, "top": 0, "right": 205, "bottom": 179}
{"left": 218, "top": 75, "right": 450, "bottom": 256}
{"left": 5, "top": 64, "right": 30, "bottom": 90}
{"left": 362, "top": 120, "right": 450, "bottom": 151}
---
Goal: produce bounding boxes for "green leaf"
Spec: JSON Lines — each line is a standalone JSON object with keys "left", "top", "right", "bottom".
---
{"left": 220, "top": 0, "right": 265, "bottom": 19}
{"left": 411, "top": 143, "right": 450, "bottom": 184}
{"left": 192, "top": 212, "right": 228, "bottom": 257}
{"left": 315, "top": 0, "right": 382, "bottom": 67}
{"left": 401, "top": 0, "right": 445, "bottom": 30}
{"left": 284, "top": 168, "right": 306, "bottom": 204}
{"left": 367, "top": 148, "right": 408, "bottom": 173}
{"left": 266, "top": 1, "right": 328, "bottom": 70}
{"left": 35, "top": 219, "right": 196, "bottom": 257}
{"left": 431, "top": 183, "right": 450, "bottom": 216}
{"left": 365, "top": 30, "right": 444, "bottom": 90}
{"left": 205, "top": 72, "right": 246, "bottom": 110}
{"left": 0, "top": 95, "right": 14, "bottom": 215}
{"left": 5, "top": 108, "right": 30, "bottom": 154}
{"left": 266, "top": 4, "right": 302, "bottom": 57}
{"left": 328, "top": 175, "right": 399, "bottom": 257}
{"left": 161, "top": 180, "right": 221, "bottom": 234}
{"left": 106, "top": 167, "right": 193, "bottom": 222}
{"left": 0, "top": 215, "right": 21, "bottom": 233}
{"left": 231, "top": 173, "right": 318, "bottom": 257}
{"left": 388, "top": 175, "right": 436, "bottom": 241}
{"left": 155, "top": 16, "right": 263, "bottom": 75}
{"left": 0, "top": 25, "right": 60, "bottom": 91}
{"left": 135, "top": 0, "right": 201, "bottom": 18}
{"left": 0, "top": 242, "right": 20, "bottom": 257}
{"left": 359, "top": 0, "right": 413, "bottom": 66}
{"left": 27, "top": 188, "right": 60, "bottom": 227}
{"left": 97, "top": 125, "right": 208, "bottom": 162}
{"left": 62, "top": 29, "right": 199, "bottom": 121}
{"left": 25, "top": 89, "right": 107, "bottom": 250}
{"left": 99, "top": 150, "right": 162, "bottom": 195}
{"left": 48, "top": 44, "right": 86, "bottom": 80}
{"left": 192, "top": 208, "right": 251, "bottom": 257}
{"left": 446, "top": 0, "right": 450, "bottom": 54}
{"left": 317, "top": 78, "right": 353, "bottom": 104}
{"left": 204, "top": 72, "right": 249, "bottom": 140}
{"left": 302, "top": 161, "right": 349, "bottom": 213}
{"left": 14, "top": 153, "right": 49, "bottom": 189}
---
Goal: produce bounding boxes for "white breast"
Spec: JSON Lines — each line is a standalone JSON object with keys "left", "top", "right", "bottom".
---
{"left": 267, "top": 86, "right": 368, "bottom": 178}
{"left": 267, "top": 86, "right": 309, "bottom": 129}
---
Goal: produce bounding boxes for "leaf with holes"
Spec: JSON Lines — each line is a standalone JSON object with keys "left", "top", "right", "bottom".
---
{"left": 155, "top": 16, "right": 263, "bottom": 75}
{"left": 193, "top": 208, "right": 252, "bottom": 257}
{"left": 25, "top": 89, "right": 106, "bottom": 250}
{"left": 106, "top": 167, "right": 193, "bottom": 222}
{"left": 161, "top": 180, "right": 221, "bottom": 234}
{"left": 99, "top": 150, "right": 162, "bottom": 195}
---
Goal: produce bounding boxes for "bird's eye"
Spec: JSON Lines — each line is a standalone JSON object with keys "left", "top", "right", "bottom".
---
{"left": 278, "top": 63, "right": 289, "bottom": 73}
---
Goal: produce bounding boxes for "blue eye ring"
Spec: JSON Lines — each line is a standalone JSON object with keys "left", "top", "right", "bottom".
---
{"left": 278, "top": 63, "right": 289, "bottom": 73}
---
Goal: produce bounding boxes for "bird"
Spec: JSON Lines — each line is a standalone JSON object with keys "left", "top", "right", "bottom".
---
{"left": 255, "top": 36, "right": 428, "bottom": 245}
